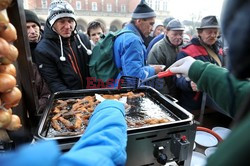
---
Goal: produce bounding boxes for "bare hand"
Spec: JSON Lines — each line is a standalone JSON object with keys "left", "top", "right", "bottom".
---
{"left": 153, "top": 65, "right": 163, "bottom": 74}
{"left": 190, "top": 81, "right": 198, "bottom": 91}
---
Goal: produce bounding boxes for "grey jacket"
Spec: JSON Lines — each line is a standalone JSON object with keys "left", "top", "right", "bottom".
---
{"left": 147, "top": 36, "right": 180, "bottom": 98}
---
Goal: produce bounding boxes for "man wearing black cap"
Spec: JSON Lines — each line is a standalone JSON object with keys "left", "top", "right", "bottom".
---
{"left": 113, "top": 0, "right": 162, "bottom": 82}
{"left": 147, "top": 19, "right": 185, "bottom": 98}
{"left": 24, "top": 9, "right": 50, "bottom": 114}
{"left": 25, "top": 9, "right": 42, "bottom": 62}
{"left": 175, "top": 15, "right": 224, "bottom": 112}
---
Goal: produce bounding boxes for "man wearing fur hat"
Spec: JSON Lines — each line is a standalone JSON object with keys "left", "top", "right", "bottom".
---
{"left": 176, "top": 15, "right": 224, "bottom": 112}
{"left": 113, "top": 0, "right": 162, "bottom": 82}
{"left": 34, "top": 0, "right": 91, "bottom": 93}
{"left": 147, "top": 19, "right": 185, "bottom": 98}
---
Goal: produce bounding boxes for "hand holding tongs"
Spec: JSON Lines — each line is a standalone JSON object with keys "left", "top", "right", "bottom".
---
{"left": 118, "top": 69, "right": 174, "bottom": 89}
{"left": 140, "top": 69, "right": 174, "bottom": 85}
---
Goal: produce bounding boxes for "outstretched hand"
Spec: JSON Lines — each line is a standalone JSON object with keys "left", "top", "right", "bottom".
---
{"left": 168, "top": 56, "right": 196, "bottom": 79}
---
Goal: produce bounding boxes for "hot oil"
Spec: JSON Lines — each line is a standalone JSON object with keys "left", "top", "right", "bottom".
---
{"left": 45, "top": 92, "right": 176, "bottom": 137}
{"left": 125, "top": 96, "right": 175, "bottom": 128}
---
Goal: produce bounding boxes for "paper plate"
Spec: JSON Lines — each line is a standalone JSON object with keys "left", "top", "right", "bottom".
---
{"left": 195, "top": 131, "right": 218, "bottom": 147}
{"left": 212, "top": 127, "right": 231, "bottom": 140}
{"left": 205, "top": 147, "right": 217, "bottom": 157}
{"left": 190, "top": 151, "right": 207, "bottom": 166}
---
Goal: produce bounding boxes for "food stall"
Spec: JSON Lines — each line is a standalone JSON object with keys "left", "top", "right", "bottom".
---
{"left": 0, "top": 1, "right": 232, "bottom": 166}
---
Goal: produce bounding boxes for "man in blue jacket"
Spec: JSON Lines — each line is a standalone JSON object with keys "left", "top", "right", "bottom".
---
{"left": 0, "top": 100, "right": 127, "bottom": 166}
{"left": 113, "top": 0, "right": 162, "bottom": 82}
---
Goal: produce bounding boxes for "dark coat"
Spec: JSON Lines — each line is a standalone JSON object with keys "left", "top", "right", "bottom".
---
{"left": 34, "top": 22, "right": 91, "bottom": 93}
{"left": 176, "top": 37, "right": 224, "bottom": 111}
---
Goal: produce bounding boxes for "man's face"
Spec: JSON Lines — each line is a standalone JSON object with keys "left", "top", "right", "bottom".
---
{"left": 199, "top": 28, "right": 219, "bottom": 46}
{"left": 136, "top": 17, "right": 155, "bottom": 37}
{"left": 53, "top": 17, "right": 76, "bottom": 38}
{"left": 89, "top": 27, "right": 103, "bottom": 44}
{"left": 166, "top": 30, "right": 184, "bottom": 46}
{"left": 26, "top": 22, "right": 40, "bottom": 43}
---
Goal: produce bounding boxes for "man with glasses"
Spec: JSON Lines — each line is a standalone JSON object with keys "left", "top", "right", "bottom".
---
{"left": 113, "top": 0, "right": 162, "bottom": 82}
{"left": 175, "top": 16, "right": 224, "bottom": 112}
{"left": 147, "top": 19, "right": 185, "bottom": 98}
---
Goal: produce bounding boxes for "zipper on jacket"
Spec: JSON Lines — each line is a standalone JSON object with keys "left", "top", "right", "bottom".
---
{"left": 67, "top": 39, "right": 84, "bottom": 87}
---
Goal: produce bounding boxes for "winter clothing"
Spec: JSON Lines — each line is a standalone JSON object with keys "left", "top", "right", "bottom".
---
{"left": 0, "top": 100, "right": 127, "bottom": 166}
{"left": 24, "top": 10, "right": 40, "bottom": 28}
{"left": 197, "top": 15, "right": 219, "bottom": 30}
{"left": 113, "top": 23, "right": 155, "bottom": 81}
{"left": 166, "top": 19, "right": 185, "bottom": 31}
{"left": 176, "top": 37, "right": 224, "bottom": 111}
{"left": 34, "top": 21, "right": 91, "bottom": 93}
{"left": 147, "top": 36, "right": 180, "bottom": 97}
{"left": 47, "top": 0, "right": 76, "bottom": 27}
{"left": 146, "top": 34, "right": 164, "bottom": 55}
{"left": 221, "top": 0, "right": 250, "bottom": 79}
{"left": 163, "top": 17, "right": 175, "bottom": 27}
{"left": 32, "top": 64, "right": 50, "bottom": 113}
{"left": 132, "top": 0, "right": 156, "bottom": 19}
{"left": 188, "top": 60, "right": 250, "bottom": 166}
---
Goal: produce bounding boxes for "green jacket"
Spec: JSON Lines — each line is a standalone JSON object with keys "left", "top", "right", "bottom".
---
{"left": 189, "top": 60, "right": 250, "bottom": 166}
{"left": 147, "top": 36, "right": 180, "bottom": 97}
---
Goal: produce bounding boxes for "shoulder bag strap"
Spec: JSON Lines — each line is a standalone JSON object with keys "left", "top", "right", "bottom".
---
{"left": 203, "top": 44, "right": 222, "bottom": 67}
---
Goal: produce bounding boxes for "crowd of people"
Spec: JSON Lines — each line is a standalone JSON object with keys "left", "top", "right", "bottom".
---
{"left": 1, "top": 0, "right": 249, "bottom": 165}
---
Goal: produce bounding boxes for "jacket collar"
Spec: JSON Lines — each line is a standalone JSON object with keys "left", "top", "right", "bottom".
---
{"left": 125, "top": 23, "right": 145, "bottom": 43}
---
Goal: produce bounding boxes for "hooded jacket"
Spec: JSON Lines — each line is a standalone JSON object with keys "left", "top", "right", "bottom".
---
{"left": 113, "top": 23, "right": 155, "bottom": 81}
{"left": 34, "top": 21, "right": 91, "bottom": 93}
{"left": 176, "top": 37, "right": 224, "bottom": 111}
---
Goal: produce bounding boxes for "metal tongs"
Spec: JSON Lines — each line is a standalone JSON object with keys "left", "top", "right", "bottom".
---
{"left": 118, "top": 69, "right": 174, "bottom": 88}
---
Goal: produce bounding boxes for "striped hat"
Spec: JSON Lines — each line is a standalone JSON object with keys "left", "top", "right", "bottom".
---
{"left": 132, "top": 0, "right": 156, "bottom": 19}
{"left": 47, "top": 0, "right": 76, "bottom": 27}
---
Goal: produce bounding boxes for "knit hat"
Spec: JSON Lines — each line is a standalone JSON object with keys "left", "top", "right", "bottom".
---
{"left": 163, "top": 17, "right": 174, "bottom": 27}
{"left": 197, "top": 16, "right": 219, "bottom": 30}
{"left": 25, "top": 9, "right": 41, "bottom": 28}
{"left": 167, "top": 19, "right": 185, "bottom": 31}
{"left": 47, "top": 0, "right": 76, "bottom": 27}
{"left": 132, "top": 0, "right": 156, "bottom": 19}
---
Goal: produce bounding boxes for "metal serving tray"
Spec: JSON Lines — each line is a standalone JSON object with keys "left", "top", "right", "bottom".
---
{"left": 36, "top": 87, "right": 193, "bottom": 142}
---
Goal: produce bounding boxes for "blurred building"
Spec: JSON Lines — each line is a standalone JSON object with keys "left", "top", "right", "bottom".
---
{"left": 23, "top": 0, "right": 170, "bottom": 32}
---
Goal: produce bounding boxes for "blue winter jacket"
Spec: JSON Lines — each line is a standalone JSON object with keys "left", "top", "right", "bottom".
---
{"left": 114, "top": 23, "right": 155, "bottom": 80}
{"left": 0, "top": 100, "right": 127, "bottom": 166}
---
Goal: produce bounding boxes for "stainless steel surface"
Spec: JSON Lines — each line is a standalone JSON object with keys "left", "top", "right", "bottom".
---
{"left": 36, "top": 87, "right": 196, "bottom": 166}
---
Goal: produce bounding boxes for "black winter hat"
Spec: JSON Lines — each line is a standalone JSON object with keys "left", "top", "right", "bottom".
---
{"left": 25, "top": 9, "right": 41, "bottom": 28}
{"left": 132, "top": 0, "right": 156, "bottom": 19}
{"left": 197, "top": 16, "right": 219, "bottom": 30}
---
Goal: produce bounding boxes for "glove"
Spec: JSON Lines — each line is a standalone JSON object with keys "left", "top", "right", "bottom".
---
{"left": 169, "top": 56, "right": 196, "bottom": 79}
